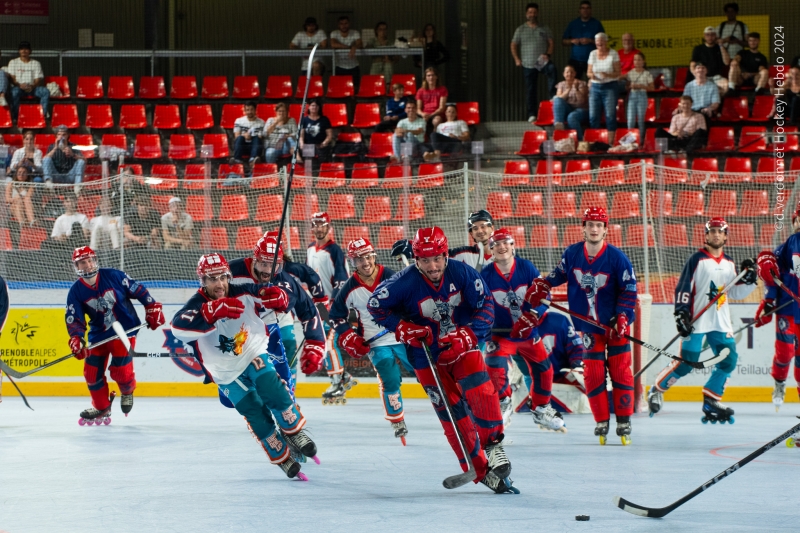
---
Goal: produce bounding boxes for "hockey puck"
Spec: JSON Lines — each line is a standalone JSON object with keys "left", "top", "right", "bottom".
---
{"left": 575, "top": 515, "right": 590, "bottom": 521}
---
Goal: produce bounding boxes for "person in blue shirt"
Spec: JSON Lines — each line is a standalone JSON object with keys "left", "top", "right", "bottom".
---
{"left": 375, "top": 83, "right": 409, "bottom": 132}
{"left": 561, "top": 1, "right": 604, "bottom": 80}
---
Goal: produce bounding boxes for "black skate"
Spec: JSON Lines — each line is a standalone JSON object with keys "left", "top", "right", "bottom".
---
{"left": 278, "top": 457, "right": 307, "bottom": 481}
{"left": 485, "top": 435, "right": 511, "bottom": 479}
{"left": 321, "top": 372, "right": 358, "bottom": 405}
{"left": 701, "top": 396, "right": 735, "bottom": 424}
{"left": 79, "top": 391, "right": 116, "bottom": 426}
{"left": 480, "top": 470, "right": 520, "bottom": 494}
{"left": 595, "top": 420, "right": 609, "bottom": 445}
{"left": 647, "top": 387, "right": 663, "bottom": 417}
{"left": 392, "top": 420, "right": 408, "bottom": 446}
{"left": 284, "top": 429, "right": 320, "bottom": 465}
{"left": 121, "top": 393, "right": 134, "bottom": 416}
{"left": 616, "top": 416, "right": 632, "bottom": 446}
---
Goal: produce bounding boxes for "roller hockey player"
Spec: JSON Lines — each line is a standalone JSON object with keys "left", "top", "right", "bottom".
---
{"left": 481, "top": 228, "right": 563, "bottom": 431}
{"left": 524, "top": 207, "right": 636, "bottom": 445}
{"left": 171, "top": 253, "right": 322, "bottom": 480}
{"left": 449, "top": 210, "right": 495, "bottom": 270}
{"left": 0, "top": 274, "right": 8, "bottom": 405}
{"left": 282, "top": 251, "right": 328, "bottom": 376}
{"left": 305, "top": 212, "right": 354, "bottom": 402}
{"left": 65, "top": 246, "right": 165, "bottom": 425}
{"left": 329, "top": 237, "right": 413, "bottom": 442}
{"left": 369, "top": 227, "right": 518, "bottom": 494}
{"left": 650, "top": 218, "right": 756, "bottom": 424}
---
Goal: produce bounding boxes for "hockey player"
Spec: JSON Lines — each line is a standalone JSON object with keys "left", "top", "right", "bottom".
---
{"left": 481, "top": 228, "right": 563, "bottom": 431}
{"left": 329, "top": 237, "right": 413, "bottom": 442}
{"left": 369, "top": 227, "right": 518, "bottom": 494}
{"left": 523, "top": 207, "right": 637, "bottom": 444}
{"left": 449, "top": 210, "right": 495, "bottom": 270}
{"left": 649, "top": 218, "right": 756, "bottom": 423}
{"left": 282, "top": 253, "right": 328, "bottom": 375}
{"left": 171, "top": 253, "right": 322, "bottom": 480}
{"left": 65, "top": 246, "right": 165, "bottom": 423}
{"left": 0, "top": 274, "right": 8, "bottom": 404}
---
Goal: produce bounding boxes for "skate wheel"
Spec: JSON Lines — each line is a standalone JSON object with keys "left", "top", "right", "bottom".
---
{"left": 701, "top": 417, "right": 708, "bottom": 424}
{"left": 311, "top": 455, "right": 321, "bottom": 465}
{"left": 620, "top": 436, "right": 631, "bottom": 446}
{"left": 78, "top": 418, "right": 86, "bottom": 426}
{"left": 341, "top": 398, "right": 347, "bottom": 405}
{"left": 400, "top": 435, "right": 407, "bottom": 446}
{"left": 787, "top": 438, "right": 797, "bottom": 448}
{"left": 296, "top": 472, "right": 309, "bottom": 482}
{"left": 728, "top": 416, "right": 735, "bottom": 424}
{"left": 598, "top": 435, "right": 606, "bottom": 445}
{"left": 103, "top": 417, "right": 111, "bottom": 425}
{"left": 321, "top": 399, "right": 328, "bottom": 405}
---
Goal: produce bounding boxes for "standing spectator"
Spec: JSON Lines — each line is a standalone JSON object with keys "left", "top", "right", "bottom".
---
{"left": 367, "top": 21, "right": 396, "bottom": 85}
{"left": 290, "top": 17, "right": 327, "bottom": 74}
{"left": 416, "top": 67, "right": 448, "bottom": 131}
{"left": 423, "top": 104, "right": 470, "bottom": 161}
{"left": 728, "top": 32, "right": 769, "bottom": 94}
{"left": 553, "top": 65, "right": 589, "bottom": 139}
{"left": 625, "top": 52, "right": 654, "bottom": 142}
{"left": 392, "top": 100, "right": 426, "bottom": 161}
{"left": 510, "top": 2, "right": 557, "bottom": 123}
{"left": 8, "top": 130, "right": 42, "bottom": 179}
{"left": 50, "top": 194, "right": 89, "bottom": 245}
{"left": 415, "top": 23, "right": 450, "bottom": 70}
{"left": 161, "top": 197, "right": 194, "bottom": 250}
{"left": 5, "top": 166, "right": 36, "bottom": 229}
{"left": 683, "top": 63, "right": 720, "bottom": 120}
{"left": 122, "top": 195, "right": 161, "bottom": 249}
{"left": 43, "top": 125, "right": 85, "bottom": 192}
{"left": 232, "top": 101, "right": 265, "bottom": 170}
{"left": 617, "top": 33, "right": 641, "bottom": 77}
{"left": 717, "top": 2, "right": 748, "bottom": 59}
{"left": 587, "top": 33, "right": 621, "bottom": 138}
{"left": 689, "top": 27, "right": 730, "bottom": 97}
{"left": 89, "top": 197, "right": 120, "bottom": 250}
{"left": 0, "top": 50, "right": 8, "bottom": 108}
{"left": 6, "top": 41, "right": 49, "bottom": 122}
{"left": 655, "top": 95, "right": 708, "bottom": 152}
{"left": 561, "top": 1, "right": 604, "bottom": 80}
{"left": 299, "top": 99, "right": 333, "bottom": 161}
{"left": 263, "top": 102, "right": 298, "bottom": 163}
{"left": 374, "top": 83, "right": 408, "bottom": 133}
{"left": 330, "top": 15, "right": 363, "bottom": 91}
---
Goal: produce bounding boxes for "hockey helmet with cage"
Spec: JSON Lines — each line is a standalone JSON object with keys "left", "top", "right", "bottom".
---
{"left": 488, "top": 227, "right": 516, "bottom": 249}
{"left": 196, "top": 253, "right": 231, "bottom": 285}
{"left": 253, "top": 233, "right": 284, "bottom": 263}
{"left": 468, "top": 210, "right": 494, "bottom": 230}
{"left": 72, "top": 246, "right": 99, "bottom": 278}
{"left": 310, "top": 211, "right": 331, "bottom": 226}
{"left": 412, "top": 227, "right": 448, "bottom": 258}
{"left": 582, "top": 206, "right": 609, "bottom": 226}
{"left": 705, "top": 217, "right": 728, "bottom": 234}
{"left": 347, "top": 237, "right": 376, "bottom": 259}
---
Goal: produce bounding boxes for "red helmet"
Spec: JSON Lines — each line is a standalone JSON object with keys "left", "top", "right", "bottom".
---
{"left": 705, "top": 217, "right": 729, "bottom": 234}
{"left": 311, "top": 212, "right": 331, "bottom": 226}
{"left": 72, "top": 246, "right": 98, "bottom": 278}
{"left": 347, "top": 237, "right": 376, "bottom": 259}
{"left": 253, "top": 234, "right": 284, "bottom": 263}
{"left": 412, "top": 227, "right": 448, "bottom": 258}
{"left": 196, "top": 253, "right": 231, "bottom": 285}
{"left": 488, "top": 227, "right": 515, "bottom": 249}
{"left": 582, "top": 207, "right": 609, "bottom": 226}
{"left": 793, "top": 203, "right": 800, "bottom": 223}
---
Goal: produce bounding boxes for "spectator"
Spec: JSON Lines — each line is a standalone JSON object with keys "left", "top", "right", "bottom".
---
{"left": 770, "top": 65, "right": 799, "bottom": 125}
{"left": 0, "top": 50, "right": 7, "bottom": 107}
{"left": 89, "top": 197, "right": 120, "bottom": 250}
{"left": 423, "top": 104, "right": 470, "bottom": 161}
{"left": 161, "top": 197, "right": 194, "bottom": 250}
{"left": 416, "top": 67, "right": 448, "bottom": 131}
{"left": 375, "top": 83, "right": 408, "bottom": 133}
{"left": 562, "top": 1, "right": 604, "bottom": 79}
{"left": 299, "top": 99, "right": 333, "bottom": 160}
{"left": 728, "top": 32, "right": 768, "bottom": 94}
{"left": 392, "top": 99, "right": 426, "bottom": 161}
{"left": 290, "top": 17, "right": 328, "bottom": 74}
{"left": 50, "top": 194, "right": 89, "bottom": 245}
{"left": 330, "top": 15, "right": 363, "bottom": 91}
{"left": 625, "top": 52, "right": 654, "bottom": 142}
{"left": 587, "top": 33, "right": 621, "bottom": 137}
{"left": 263, "top": 102, "right": 299, "bottom": 163}
{"left": 8, "top": 130, "right": 42, "bottom": 179}
{"left": 123, "top": 195, "right": 161, "bottom": 249}
{"left": 553, "top": 65, "right": 589, "bottom": 139}
{"left": 232, "top": 100, "right": 265, "bottom": 170}
{"left": 655, "top": 95, "right": 708, "bottom": 152}
{"left": 415, "top": 23, "right": 450, "bottom": 69}
{"left": 511, "top": 2, "right": 557, "bottom": 123}
{"left": 367, "top": 21, "right": 396, "bottom": 85}
{"left": 717, "top": 2, "right": 748, "bottom": 59}
{"left": 617, "top": 33, "right": 641, "bottom": 77}
{"left": 683, "top": 63, "right": 720, "bottom": 120}
{"left": 43, "top": 125, "right": 85, "bottom": 192}
{"left": 0, "top": 134, "right": 11, "bottom": 174}
{"left": 6, "top": 41, "right": 49, "bottom": 122}
{"left": 689, "top": 27, "right": 730, "bottom": 97}
{"left": 5, "top": 166, "right": 36, "bottom": 229}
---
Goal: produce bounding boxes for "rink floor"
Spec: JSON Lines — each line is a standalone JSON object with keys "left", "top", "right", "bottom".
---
{"left": 1, "top": 397, "right": 798, "bottom": 533}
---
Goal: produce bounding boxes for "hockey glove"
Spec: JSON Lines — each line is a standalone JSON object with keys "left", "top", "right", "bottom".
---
{"left": 524, "top": 278, "right": 552, "bottom": 307}
{"left": 69, "top": 336, "right": 89, "bottom": 360}
{"left": 257, "top": 285, "right": 289, "bottom": 313}
{"left": 609, "top": 313, "right": 629, "bottom": 340}
{"left": 144, "top": 302, "right": 165, "bottom": 330}
{"left": 201, "top": 297, "right": 245, "bottom": 324}
{"left": 739, "top": 258, "right": 757, "bottom": 285}
{"left": 754, "top": 298, "right": 776, "bottom": 328}
{"left": 438, "top": 326, "right": 478, "bottom": 365}
{"left": 300, "top": 340, "right": 325, "bottom": 375}
{"left": 756, "top": 251, "right": 779, "bottom": 286}
{"left": 395, "top": 319, "right": 434, "bottom": 348}
{"left": 338, "top": 329, "right": 370, "bottom": 359}
{"left": 674, "top": 309, "right": 694, "bottom": 338}
{"left": 510, "top": 311, "right": 541, "bottom": 339}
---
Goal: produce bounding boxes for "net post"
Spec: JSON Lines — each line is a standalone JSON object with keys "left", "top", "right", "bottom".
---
{"left": 641, "top": 158, "right": 649, "bottom": 295}
{"left": 543, "top": 140, "right": 555, "bottom": 268}
{"left": 463, "top": 162, "right": 470, "bottom": 247}
{"left": 119, "top": 171, "right": 125, "bottom": 272}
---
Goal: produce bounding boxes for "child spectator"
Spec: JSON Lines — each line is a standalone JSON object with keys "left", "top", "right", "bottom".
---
{"left": 375, "top": 83, "right": 408, "bottom": 132}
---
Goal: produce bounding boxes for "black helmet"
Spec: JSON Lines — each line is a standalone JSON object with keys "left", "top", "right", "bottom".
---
{"left": 390, "top": 239, "right": 413, "bottom": 261}
{"left": 468, "top": 210, "right": 493, "bottom": 230}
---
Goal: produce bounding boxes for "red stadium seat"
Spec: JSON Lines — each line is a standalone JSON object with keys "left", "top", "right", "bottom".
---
{"left": 218, "top": 164, "right": 244, "bottom": 186}
{"left": 44, "top": 76, "right": 71, "bottom": 99}
{"left": 101, "top": 134, "right": 127, "bottom": 150}
{"left": 457, "top": 102, "right": 481, "bottom": 126}
{"left": 108, "top": 76, "right": 135, "bottom": 100}
{"left": 85, "top": 104, "right": 114, "bottom": 129}
{"left": 186, "top": 195, "right": 213, "bottom": 221}
{"left": 167, "top": 134, "right": 196, "bottom": 160}
{"left": 233, "top": 76, "right": 260, "bottom": 99}
{"left": 0, "top": 228, "right": 12, "bottom": 251}
{"left": 597, "top": 160, "right": 625, "bottom": 186}
{"left": 672, "top": 67, "right": 689, "bottom": 92}
{"left": 641, "top": 128, "right": 657, "bottom": 152}
{"left": 645, "top": 98, "right": 656, "bottom": 122}
{"left": 119, "top": 104, "right": 147, "bottom": 129}
{"left": 34, "top": 134, "right": 54, "bottom": 153}
{"left": 317, "top": 162, "right": 346, "bottom": 189}
{"left": 500, "top": 160, "right": 530, "bottom": 187}
{"left": 675, "top": 191, "right": 705, "bottom": 217}
{"left": 327, "top": 194, "right": 356, "bottom": 220}
{"left": 609, "top": 191, "right": 641, "bottom": 219}
{"left": 182, "top": 163, "right": 208, "bottom": 189}
{"left": 149, "top": 164, "right": 178, "bottom": 190}
{"left": 655, "top": 97, "right": 679, "bottom": 124}
{"left": 19, "top": 227, "right": 48, "bottom": 250}
{"left": 707, "top": 190, "right": 738, "bottom": 217}
{"left": 615, "top": 98, "right": 626, "bottom": 126}
{"left": 533, "top": 101, "right": 554, "bottom": 126}
{"left": 201, "top": 76, "right": 229, "bottom": 99}
{"left": 759, "top": 225, "right": 783, "bottom": 248}
{"left": 755, "top": 156, "right": 781, "bottom": 182}
{"left": 235, "top": 226, "right": 263, "bottom": 250}
{"left": 366, "top": 132, "right": 394, "bottom": 159}
{"left": 361, "top": 196, "right": 393, "bottom": 223}
{"left": 660, "top": 224, "right": 688, "bottom": 247}
{"left": 553, "top": 129, "right": 579, "bottom": 153}
{"left": 153, "top": 105, "right": 181, "bottom": 129}
{"left": 690, "top": 157, "right": 717, "bottom": 185}
{"left": 583, "top": 128, "right": 609, "bottom": 146}
{"left": 18, "top": 105, "right": 45, "bottom": 129}
{"left": 186, "top": 105, "right": 214, "bottom": 130}
{"left": 504, "top": 226, "right": 527, "bottom": 248}
{"left": 255, "top": 194, "right": 283, "bottom": 221}
{"left": 326, "top": 76, "right": 355, "bottom": 98}
{"left": 395, "top": 194, "right": 425, "bottom": 220}
{"left": 265, "top": 76, "right": 293, "bottom": 99}
{"left": 201, "top": 134, "right": 230, "bottom": 158}
{"left": 613, "top": 128, "right": 639, "bottom": 147}
{"left": 727, "top": 223, "right": 755, "bottom": 246}
{"left": 659, "top": 156, "right": 688, "bottom": 184}
{"left": 356, "top": 75, "right": 385, "bottom": 98}
{"left": 119, "top": 163, "right": 142, "bottom": 176}
{"left": 515, "top": 192, "right": 543, "bottom": 217}
{"left": 296, "top": 76, "right": 324, "bottom": 99}
{"left": 51, "top": 104, "right": 79, "bottom": 129}
{"left": 139, "top": 76, "right": 166, "bottom": 99}
{"left": 352, "top": 103, "right": 381, "bottom": 128}
{"left": 486, "top": 192, "right": 513, "bottom": 220}
{"left": 377, "top": 226, "right": 406, "bottom": 248}
{"left": 746, "top": 95, "right": 774, "bottom": 122}
{"left": 563, "top": 159, "right": 592, "bottom": 186}
{"left": 0, "top": 107, "right": 11, "bottom": 129}
{"left": 531, "top": 160, "right": 562, "bottom": 187}
{"left": 170, "top": 76, "right": 198, "bottom": 99}
{"left": 625, "top": 224, "right": 655, "bottom": 247}
{"left": 251, "top": 163, "right": 279, "bottom": 189}
{"left": 416, "top": 163, "right": 444, "bottom": 188}
{"left": 70, "top": 134, "right": 95, "bottom": 157}
{"left": 552, "top": 192, "right": 577, "bottom": 218}
{"left": 77, "top": 194, "right": 102, "bottom": 217}
{"left": 389, "top": 74, "right": 416, "bottom": 96}
{"left": 628, "top": 158, "right": 655, "bottom": 183}
{"left": 723, "top": 157, "right": 752, "bottom": 181}
{"left": 290, "top": 194, "right": 320, "bottom": 221}
{"left": 221, "top": 104, "right": 244, "bottom": 129}
{"left": 705, "top": 127, "right": 735, "bottom": 151}
{"left": 134, "top": 134, "right": 162, "bottom": 159}
{"left": 3, "top": 134, "right": 22, "bottom": 149}
{"left": 777, "top": 126, "right": 799, "bottom": 153}
{"left": 516, "top": 130, "right": 547, "bottom": 156}
{"left": 324, "top": 104, "right": 349, "bottom": 128}
{"left": 81, "top": 165, "right": 103, "bottom": 191}
{"left": 76, "top": 76, "right": 104, "bottom": 99}
{"left": 333, "top": 132, "right": 363, "bottom": 159}
{"left": 647, "top": 190, "right": 673, "bottom": 217}
{"left": 351, "top": 162, "right": 379, "bottom": 188}
{"left": 256, "top": 103, "right": 277, "bottom": 122}
{"left": 530, "top": 225, "right": 559, "bottom": 248}
{"left": 343, "top": 226, "right": 371, "bottom": 245}
{"left": 580, "top": 191, "right": 608, "bottom": 213}
{"left": 200, "top": 227, "right": 229, "bottom": 249}
{"left": 218, "top": 195, "right": 249, "bottom": 221}
{"left": 150, "top": 195, "right": 172, "bottom": 215}
{"left": 738, "top": 126, "right": 767, "bottom": 152}
{"left": 288, "top": 104, "right": 305, "bottom": 124}
{"left": 791, "top": 157, "right": 800, "bottom": 181}
{"left": 719, "top": 96, "right": 749, "bottom": 121}
{"left": 742, "top": 190, "right": 769, "bottom": 216}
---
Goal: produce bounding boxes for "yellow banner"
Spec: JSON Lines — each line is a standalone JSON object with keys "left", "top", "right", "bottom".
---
{"left": 0, "top": 308, "right": 82, "bottom": 376}
{"left": 604, "top": 15, "right": 770, "bottom": 67}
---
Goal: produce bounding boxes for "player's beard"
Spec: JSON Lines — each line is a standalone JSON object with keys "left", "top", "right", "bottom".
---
{"left": 254, "top": 266, "right": 271, "bottom": 283}
{"left": 705, "top": 237, "right": 726, "bottom": 250}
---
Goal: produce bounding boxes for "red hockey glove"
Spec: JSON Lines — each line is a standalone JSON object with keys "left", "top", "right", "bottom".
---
{"left": 69, "top": 336, "right": 89, "bottom": 360}
{"left": 754, "top": 298, "right": 776, "bottom": 328}
{"left": 438, "top": 326, "right": 478, "bottom": 365}
{"left": 395, "top": 320, "right": 434, "bottom": 348}
{"left": 524, "top": 278, "right": 552, "bottom": 307}
{"left": 510, "top": 311, "right": 541, "bottom": 339}
{"left": 201, "top": 297, "right": 245, "bottom": 324}
{"left": 338, "top": 330, "right": 370, "bottom": 359}
{"left": 756, "top": 251, "right": 779, "bottom": 286}
{"left": 610, "top": 313, "right": 629, "bottom": 340}
{"left": 300, "top": 340, "right": 325, "bottom": 375}
{"left": 257, "top": 285, "right": 289, "bottom": 313}
{"left": 144, "top": 302, "right": 165, "bottom": 330}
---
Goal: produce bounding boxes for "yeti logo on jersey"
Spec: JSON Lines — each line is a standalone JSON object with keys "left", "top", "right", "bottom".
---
{"left": 706, "top": 281, "right": 727, "bottom": 309}
{"left": 419, "top": 294, "right": 462, "bottom": 338}
{"left": 86, "top": 290, "right": 118, "bottom": 331}
{"left": 572, "top": 269, "right": 609, "bottom": 320}
{"left": 424, "top": 386, "right": 442, "bottom": 406}
{"left": 217, "top": 324, "right": 249, "bottom": 356}
{"left": 491, "top": 287, "right": 526, "bottom": 321}
{"left": 368, "top": 296, "right": 380, "bottom": 308}
{"left": 486, "top": 340, "right": 498, "bottom": 354}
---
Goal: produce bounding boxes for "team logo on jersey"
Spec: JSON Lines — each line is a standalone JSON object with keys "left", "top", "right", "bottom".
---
{"left": 217, "top": 324, "right": 250, "bottom": 355}
{"left": 582, "top": 332, "right": 595, "bottom": 351}
{"left": 486, "top": 340, "right": 498, "bottom": 354}
{"left": 705, "top": 281, "right": 727, "bottom": 309}
{"left": 572, "top": 269, "right": 609, "bottom": 320}
{"left": 86, "top": 289, "right": 119, "bottom": 331}
{"left": 541, "top": 334, "right": 555, "bottom": 356}
{"left": 375, "top": 287, "right": 390, "bottom": 300}
{"left": 164, "top": 329, "right": 205, "bottom": 377}
{"left": 778, "top": 317, "right": 789, "bottom": 332}
{"left": 491, "top": 287, "right": 526, "bottom": 321}
{"left": 424, "top": 386, "right": 442, "bottom": 406}
{"left": 419, "top": 293, "right": 462, "bottom": 338}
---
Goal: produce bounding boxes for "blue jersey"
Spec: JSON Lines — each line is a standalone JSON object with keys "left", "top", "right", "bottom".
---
{"left": 0, "top": 274, "right": 8, "bottom": 332}
{"left": 766, "top": 233, "right": 800, "bottom": 321}
{"left": 283, "top": 260, "right": 326, "bottom": 303}
{"left": 538, "top": 311, "right": 585, "bottom": 371}
{"left": 65, "top": 268, "right": 154, "bottom": 344}
{"left": 330, "top": 265, "right": 398, "bottom": 346}
{"left": 368, "top": 259, "right": 494, "bottom": 368}
{"left": 546, "top": 242, "right": 637, "bottom": 335}
{"left": 481, "top": 258, "right": 547, "bottom": 340}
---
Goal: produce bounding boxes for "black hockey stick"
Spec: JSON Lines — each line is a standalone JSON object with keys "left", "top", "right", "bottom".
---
{"left": 420, "top": 341, "right": 478, "bottom": 489}
{"left": 700, "top": 299, "right": 793, "bottom": 353}
{"left": 614, "top": 418, "right": 800, "bottom": 518}
{"left": 2, "top": 371, "right": 33, "bottom": 410}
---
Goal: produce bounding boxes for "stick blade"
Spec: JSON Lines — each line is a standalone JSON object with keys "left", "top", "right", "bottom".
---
{"left": 442, "top": 468, "right": 477, "bottom": 489}
{"left": 112, "top": 321, "right": 132, "bottom": 351}
{"left": 614, "top": 496, "right": 663, "bottom": 517}
{"left": 699, "top": 347, "right": 729, "bottom": 368}
{"left": 0, "top": 358, "right": 26, "bottom": 379}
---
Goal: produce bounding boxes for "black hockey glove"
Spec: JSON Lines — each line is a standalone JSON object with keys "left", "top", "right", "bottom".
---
{"left": 674, "top": 309, "right": 694, "bottom": 338}
{"left": 739, "top": 258, "right": 757, "bottom": 285}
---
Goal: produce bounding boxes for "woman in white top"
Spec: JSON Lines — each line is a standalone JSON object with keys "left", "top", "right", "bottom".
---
{"left": 289, "top": 17, "right": 328, "bottom": 74}
{"left": 8, "top": 130, "right": 43, "bottom": 180}
{"left": 5, "top": 166, "right": 36, "bottom": 228}
{"left": 262, "top": 102, "right": 299, "bottom": 164}
{"left": 587, "top": 32, "right": 621, "bottom": 136}
{"left": 423, "top": 104, "right": 470, "bottom": 161}
{"left": 625, "top": 52, "right": 655, "bottom": 143}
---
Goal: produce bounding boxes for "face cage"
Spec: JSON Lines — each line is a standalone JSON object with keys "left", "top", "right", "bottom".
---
{"left": 74, "top": 257, "right": 99, "bottom": 279}
{"left": 349, "top": 252, "right": 377, "bottom": 269}
{"left": 490, "top": 237, "right": 515, "bottom": 254}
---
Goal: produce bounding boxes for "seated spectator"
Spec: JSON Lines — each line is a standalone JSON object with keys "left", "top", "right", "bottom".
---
{"left": 770, "top": 65, "right": 799, "bottom": 125}
{"left": 587, "top": 33, "right": 621, "bottom": 138}
{"left": 6, "top": 41, "right": 49, "bottom": 122}
{"left": 330, "top": 15, "right": 363, "bottom": 90}
{"left": 43, "top": 125, "right": 85, "bottom": 192}
{"left": 561, "top": 1, "right": 604, "bottom": 79}
{"left": 553, "top": 65, "right": 589, "bottom": 139}
{"left": 0, "top": 134, "right": 11, "bottom": 174}
{"left": 290, "top": 16, "right": 328, "bottom": 74}
{"left": 89, "top": 197, "right": 120, "bottom": 250}
{"left": 625, "top": 52, "right": 654, "bottom": 142}
{"left": 299, "top": 99, "right": 333, "bottom": 160}
{"left": 683, "top": 63, "right": 720, "bottom": 121}
{"left": 689, "top": 27, "right": 730, "bottom": 98}
{"left": 5, "top": 166, "right": 36, "bottom": 230}
{"left": 655, "top": 95, "right": 708, "bottom": 152}
{"left": 375, "top": 83, "right": 408, "bottom": 132}
{"left": 50, "top": 194, "right": 89, "bottom": 246}
{"left": 263, "top": 102, "right": 298, "bottom": 164}
{"left": 392, "top": 99, "right": 426, "bottom": 161}
{"left": 423, "top": 104, "right": 470, "bottom": 161}
{"left": 8, "top": 130, "right": 42, "bottom": 180}
{"left": 728, "top": 32, "right": 768, "bottom": 94}
{"left": 232, "top": 101, "right": 265, "bottom": 170}
{"left": 0, "top": 50, "right": 7, "bottom": 107}
{"left": 717, "top": 2, "right": 748, "bottom": 59}
{"left": 368, "top": 21, "right": 396, "bottom": 85}
{"left": 161, "top": 197, "right": 194, "bottom": 250}
{"left": 415, "top": 24, "right": 450, "bottom": 69}
{"left": 416, "top": 67, "right": 448, "bottom": 130}
{"left": 123, "top": 194, "right": 161, "bottom": 248}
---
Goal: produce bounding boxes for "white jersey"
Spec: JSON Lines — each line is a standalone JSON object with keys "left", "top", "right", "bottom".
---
{"left": 449, "top": 243, "right": 493, "bottom": 271}
{"left": 306, "top": 240, "right": 349, "bottom": 298}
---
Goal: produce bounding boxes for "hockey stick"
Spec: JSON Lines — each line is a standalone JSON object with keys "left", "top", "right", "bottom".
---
{"left": 0, "top": 324, "right": 147, "bottom": 379}
{"left": 542, "top": 300, "right": 727, "bottom": 370}
{"left": 2, "top": 371, "right": 33, "bottom": 410}
{"left": 420, "top": 341, "right": 478, "bottom": 489}
{"left": 635, "top": 266, "right": 752, "bottom": 378}
{"left": 365, "top": 329, "right": 390, "bottom": 345}
{"left": 700, "top": 299, "right": 794, "bottom": 354}
{"left": 773, "top": 278, "right": 800, "bottom": 307}
{"left": 614, "top": 418, "right": 800, "bottom": 518}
